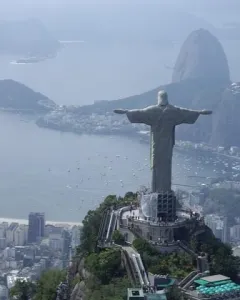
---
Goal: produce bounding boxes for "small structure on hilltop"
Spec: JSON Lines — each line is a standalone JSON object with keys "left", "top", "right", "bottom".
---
{"left": 127, "top": 287, "right": 167, "bottom": 300}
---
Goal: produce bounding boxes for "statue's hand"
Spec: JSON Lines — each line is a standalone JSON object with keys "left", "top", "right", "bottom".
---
{"left": 114, "top": 109, "right": 127, "bottom": 114}
{"left": 200, "top": 110, "right": 212, "bottom": 115}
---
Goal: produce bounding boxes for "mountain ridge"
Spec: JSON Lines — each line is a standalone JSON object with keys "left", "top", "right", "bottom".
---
{"left": 0, "top": 79, "right": 56, "bottom": 112}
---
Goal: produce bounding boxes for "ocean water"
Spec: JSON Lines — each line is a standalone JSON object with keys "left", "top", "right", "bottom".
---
{"left": 0, "top": 40, "right": 239, "bottom": 222}
{"left": 0, "top": 112, "right": 217, "bottom": 222}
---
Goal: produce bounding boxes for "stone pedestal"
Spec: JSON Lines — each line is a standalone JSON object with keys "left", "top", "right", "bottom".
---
{"left": 140, "top": 190, "right": 176, "bottom": 222}
{"left": 157, "top": 191, "right": 176, "bottom": 222}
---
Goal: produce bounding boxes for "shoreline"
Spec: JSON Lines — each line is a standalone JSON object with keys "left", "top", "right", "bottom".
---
{"left": 0, "top": 217, "right": 82, "bottom": 227}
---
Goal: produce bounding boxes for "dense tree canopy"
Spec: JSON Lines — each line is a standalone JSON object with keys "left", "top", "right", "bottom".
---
{"left": 79, "top": 193, "right": 137, "bottom": 254}
{"left": 112, "top": 230, "right": 125, "bottom": 245}
{"left": 133, "top": 238, "right": 194, "bottom": 278}
{"left": 76, "top": 193, "right": 137, "bottom": 300}
{"left": 10, "top": 270, "right": 66, "bottom": 300}
{"left": 190, "top": 228, "right": 240, "bottom": 279}
{"left": 35, "top": 269, "right": 66, "bottom": 300}
{"left": 86, "top": 277, "right": 130, "bottom": 300}
{"left": 85, "top": 248, "right": 123, "bottom": 284}
{"left": 10, "top": 280, "right": 36, "bottom": 300}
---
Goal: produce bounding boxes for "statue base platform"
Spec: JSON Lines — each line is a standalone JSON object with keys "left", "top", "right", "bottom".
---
{"left": 139, "top": 190, "right": 176, "bottom": 222}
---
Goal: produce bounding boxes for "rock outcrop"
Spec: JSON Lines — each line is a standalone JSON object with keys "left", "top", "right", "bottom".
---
{"left": 172, "top": 29, "right": 230, "bottom": 84}
{"left": 69, "top": 257, "right": 93, "bottom": 300}
{"left": 70, "top": 281, "right": 86, "bottom": 300}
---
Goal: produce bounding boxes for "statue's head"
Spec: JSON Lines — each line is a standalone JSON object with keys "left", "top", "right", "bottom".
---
{"left": 157, "top": 90, "right": 168, "bottom": 106}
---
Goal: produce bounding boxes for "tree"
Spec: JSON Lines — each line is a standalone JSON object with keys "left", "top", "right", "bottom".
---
{"left": 80, "top": 209, "right": 101, "bottom": 254}
{"left": 112, "top": 230, "right": 125, "bottom": 245}
{"left": 132, "top": 238, "right": 158, "bottom": 256}
{"left": 86, "top": 276, "right": 130, "bottom": 300}
{"left": 190, "top": 237, "right": 198, "bottom": 252}
{"left": 10, "top": 280, "right": 36, "bottom": 300}
{"left": 167, "top": 285, "right": 188, "bottom": 300}
{"left": 210, "top": 254, "right": 239, "bottom": 280}
{"left": 35, "top": 270, "right": 66, "bottom": 300}
{"left": 85, "top": 249, "right": 122, "bottom": 284}
{"left": 79, "top": 194, "right": 137, "bottom": 254}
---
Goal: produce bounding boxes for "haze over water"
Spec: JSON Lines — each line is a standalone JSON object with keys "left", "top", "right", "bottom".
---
{"left": 0, "top": 40, "right": 240, "bottom": 222}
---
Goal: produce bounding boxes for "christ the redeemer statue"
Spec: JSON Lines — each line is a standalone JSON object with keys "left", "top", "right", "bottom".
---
{"left": 114, "top": 90, "right": 212, "bottom": 194}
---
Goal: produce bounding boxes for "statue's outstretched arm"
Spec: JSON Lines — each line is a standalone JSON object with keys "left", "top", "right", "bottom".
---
{"left": 176, "top": 107, "right": 212, "bottom": 125}
{"left": 114, "top": 107, "right": 153, "bottom": 125}
{"left": 199, "top": 109, "right": 212, "bottom": 115}
{"left": 114, "top": 109, "right": 128, "bottom": 114}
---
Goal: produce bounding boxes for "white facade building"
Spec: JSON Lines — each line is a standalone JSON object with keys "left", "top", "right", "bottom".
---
{"left": 14, "top": 226, "right": 26, "bottom": 246}
{"left": 6, "top": 223, "right": 18, "bottom": 245}
{"left": 71, "top": 225, "right": 81, "bottom": 248}
{"left": 49, "top": 238, "right": 63, "bottom": 251}
{"left": 0, "top": 238, "right": 6, "bottom": 249}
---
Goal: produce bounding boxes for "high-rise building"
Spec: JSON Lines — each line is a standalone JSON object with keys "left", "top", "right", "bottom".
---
{"left": 14, "top": 225, "right": 26, "bottom": 246}
{"left": 28, "top": 213, "right": 45, "bottom": 243}
{"left": 62, "top": 229, "right": 71, "bottom": 254}
{"left": 205, "top": 214, "right": 229, "bottom": 243}
{"left": 71, "top": 225, "right": 81, "bottom": 248}
{"left": 0, "top": 224, "right": 6, "bottom": 239}
{"left": 6, "top": 223, "right": 18, "bottom": 245}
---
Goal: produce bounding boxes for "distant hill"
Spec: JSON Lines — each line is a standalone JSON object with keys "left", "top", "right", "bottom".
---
{"left": 0, "top": 19, "right": 61, "bottom": 56}
{"left": 0, "top": 80, "right": 56, "bottom": 112}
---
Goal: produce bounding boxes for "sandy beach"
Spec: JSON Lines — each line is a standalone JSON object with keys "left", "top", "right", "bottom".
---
{"left": 0, "top": 217, "right": 82, "bottom": 227}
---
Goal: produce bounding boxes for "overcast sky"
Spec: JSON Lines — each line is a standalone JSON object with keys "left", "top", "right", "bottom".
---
{"left": 0, "top": 0, "right": 239, "bottom": 18}
{"left": 0, "top": 0, "right": 238, "bottom": 41}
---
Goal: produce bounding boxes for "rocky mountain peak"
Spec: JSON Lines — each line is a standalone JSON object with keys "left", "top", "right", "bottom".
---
{"left": 172, "top": 28, "right": 230, "bottom": 84}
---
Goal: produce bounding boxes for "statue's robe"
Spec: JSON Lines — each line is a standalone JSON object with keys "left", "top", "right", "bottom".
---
{"left": 126, "top": 104, "right": 200, "bottom": 193}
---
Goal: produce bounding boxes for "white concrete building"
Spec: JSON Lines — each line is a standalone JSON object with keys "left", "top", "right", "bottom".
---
{"left": 0, "top": 225, "right": 6, "bottom": 239}
{"left": 71, "top": 225, "right": 81, "bottom": 248}
{"left": 8, "top": 260, "right": 17, "bottom": 269}
{"left": 48, "top": 232, "right": 63, "bottom": 251}
{"left": 49, "top": 238, "right": 63, "bottom": 251}
{"left": 0, "top": 238, "right": 6, "bottom": 249}
{"left": 230, "top": 146, "right": 239, "bottom": 155}
{"left": 14, "top": 226, "right": 26, "bottom": 246}
{"left": 6, "top": 223, "right": 18, "bottom": 245}
{"left": 3, "top": 247, "right": 11, "bottom": 259}
{"left": 9, "top": 248, "right": 15, "bottom": 258}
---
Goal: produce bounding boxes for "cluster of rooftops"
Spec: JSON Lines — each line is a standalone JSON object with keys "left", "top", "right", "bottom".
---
{"left": 194, "top": 275, "right": 240, "bottom": 296}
